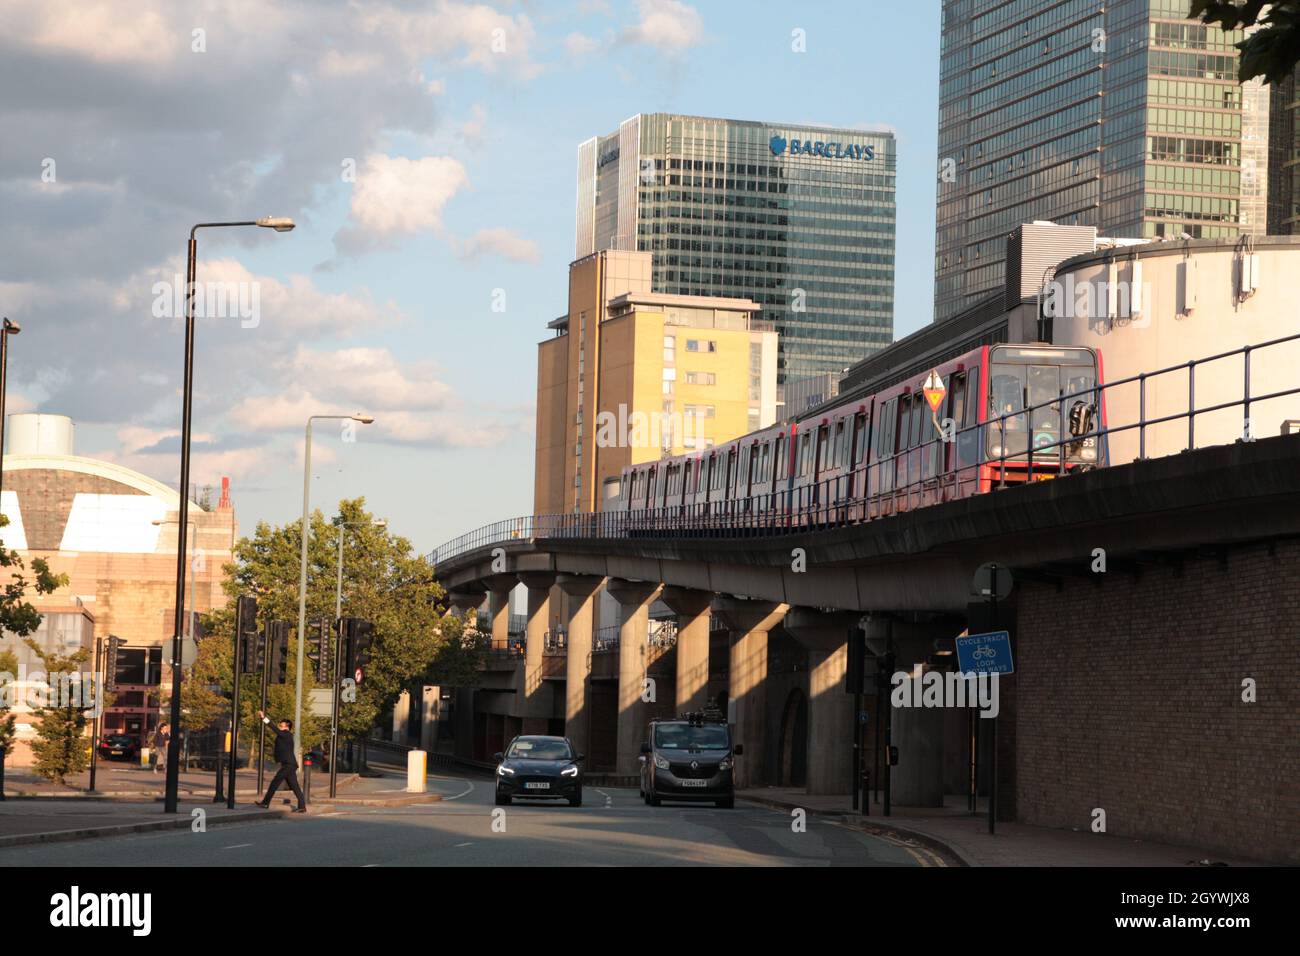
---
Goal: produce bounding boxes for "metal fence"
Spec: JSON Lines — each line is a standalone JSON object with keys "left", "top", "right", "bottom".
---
{"left": 428, "top": 333, "right": 1300, "bottom": 565}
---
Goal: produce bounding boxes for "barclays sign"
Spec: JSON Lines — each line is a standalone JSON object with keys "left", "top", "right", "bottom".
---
{"left": 769, "top": 135, "right": 875, "bottom": 162}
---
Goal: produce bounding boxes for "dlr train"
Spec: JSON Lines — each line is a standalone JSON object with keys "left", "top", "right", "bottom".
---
{"left": 609, "top": 343, "right": 1106, "bottom": 531}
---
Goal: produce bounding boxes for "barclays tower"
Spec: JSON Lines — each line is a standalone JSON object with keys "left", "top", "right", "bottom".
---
{"left": 576, "top": 113, "right": 897, "bottom": 387}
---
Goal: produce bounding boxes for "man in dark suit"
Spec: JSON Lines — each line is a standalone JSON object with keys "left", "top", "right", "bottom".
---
{"left": 255, "top": 710, "right": 307, "bottom": 812}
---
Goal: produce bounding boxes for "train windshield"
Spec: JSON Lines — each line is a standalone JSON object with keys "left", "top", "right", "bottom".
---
{"left": 988, "top": 348, "right": 1097, "bottom": 459}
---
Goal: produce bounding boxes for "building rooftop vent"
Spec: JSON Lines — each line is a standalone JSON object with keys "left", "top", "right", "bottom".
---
{"left": 7, "top": 413, "right": 75, "bottom": 456}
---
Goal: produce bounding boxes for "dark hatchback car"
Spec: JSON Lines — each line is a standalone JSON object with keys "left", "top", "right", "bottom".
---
{"left": 639, "top": 714, "right": 741, "bottom": 808}
{"left": 97, "top": 733, "right": 140, "bottom": 762}
{"left": 494, "top": 735, "right": 585, "bottom": 807}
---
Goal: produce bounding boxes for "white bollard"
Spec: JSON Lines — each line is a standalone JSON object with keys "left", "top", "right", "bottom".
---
{"left": 406, "top": 749, "right": 427, "bottom": 793}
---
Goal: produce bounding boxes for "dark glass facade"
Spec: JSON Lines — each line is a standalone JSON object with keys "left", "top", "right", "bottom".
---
{"left": 935, "top": 0, "right": 1248, "bottom": 322}
{"left": 577, "top": 114, "right": 896, "bottom": 384}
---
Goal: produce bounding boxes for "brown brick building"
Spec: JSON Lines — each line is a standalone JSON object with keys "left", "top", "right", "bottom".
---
{"left": 2, "top": 414, "right": 236, "bottom": 763}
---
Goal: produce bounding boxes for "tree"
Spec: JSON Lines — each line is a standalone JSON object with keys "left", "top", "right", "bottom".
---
{"left": 0, "top": 515, "right": 69, "bottom": 787}
{"left": 190, "top": 498, "right": 480, "bottom": 766}
{"left": 23, "top": 640, "right": 91, "bottom": 783}
{"left": 1192, "top": 1, "right": 1300, "bottom": 84}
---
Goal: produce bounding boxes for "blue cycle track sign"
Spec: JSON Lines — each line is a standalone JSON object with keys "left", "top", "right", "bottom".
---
{"left": 955, "top": 630, "right": 1015, "bottom": 675}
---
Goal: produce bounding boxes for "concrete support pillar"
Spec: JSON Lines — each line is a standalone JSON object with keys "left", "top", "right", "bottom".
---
{"left": 519, "top": 571, "right": 555, "bottom": 733}
{"left": 484, "top": 574, "right": 515, "bottom": 647}
{"left": 712, "top": 597, "right": 788, "bottom": 789}
{"left": 784, "top": 608, "right": 859, "bottom": 796}
{"left": 557, "top": 574, "right": 604, "bottom": 757}
{"left": 889, "top": 626, "right": 947, "bottom": 808}
{"left": 661, "top": 586, "right": 714, "bottom": 715}
{"left": 444, "top": 589, "right": 484, "bottom": 620}
{"left": 392, "top": 689, "right": 410, "bottom": 740}
{"left": 607, "top": 579, "right": 661, "bottom": 778}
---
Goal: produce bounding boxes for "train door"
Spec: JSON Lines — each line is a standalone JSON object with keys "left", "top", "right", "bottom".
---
{"left": 874, "top": 398, "right": 897, "bottom": 507}
{"left": 646, "top": 466, "right": 657, "bottom": 512}
{"left": 947, "top": 372, "right": 968, "bottom": 497}
{"left": 894, "top": 395, "right": 913, "bottom": 499}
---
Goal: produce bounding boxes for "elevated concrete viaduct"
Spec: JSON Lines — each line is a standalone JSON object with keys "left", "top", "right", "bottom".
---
{"left": 431, "top": 434, "right": 1300, "bottom": 863}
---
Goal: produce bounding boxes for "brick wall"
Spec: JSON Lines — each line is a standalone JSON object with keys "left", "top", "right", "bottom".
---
{"left": 1015, "top": 539, "right": 1300, "bottom": 863}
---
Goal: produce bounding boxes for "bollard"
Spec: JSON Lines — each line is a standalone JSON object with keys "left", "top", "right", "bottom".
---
{"left": 406, "top": 749, "right": 427, "bottom": 793}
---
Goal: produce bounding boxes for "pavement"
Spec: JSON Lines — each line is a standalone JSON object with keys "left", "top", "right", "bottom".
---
{"left": 0, "top": 763, "right": 437, "bottom": 848}
{"left": 737, "top": 789, "right": 1267, "bottom": 867}
{"left": 0, "top": 767, "right": 930, "bottom": 866}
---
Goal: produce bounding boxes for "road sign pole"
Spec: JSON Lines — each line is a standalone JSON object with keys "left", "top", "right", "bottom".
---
{"left": 989, "top": 569, "right": 999, "bottom": 836}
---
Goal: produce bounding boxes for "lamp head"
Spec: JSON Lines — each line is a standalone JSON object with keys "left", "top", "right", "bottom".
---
{"left": 2, "top": 317, "right": 19, "bottom": 335}
{"left": 352, "top": 414, "right": 375, "bottom": 425}
{"left": 256, "top": 216, "right": 296, "bottom": 233}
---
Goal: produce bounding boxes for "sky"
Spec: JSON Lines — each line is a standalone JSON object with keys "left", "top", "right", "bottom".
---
{"left": 0, "top": 0, "right": 943, "bottom": 554}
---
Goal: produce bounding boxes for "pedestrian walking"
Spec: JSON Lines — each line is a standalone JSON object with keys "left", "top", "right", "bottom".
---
{"left": 151, "top": 723, "right": 170, "bottom": 774}
{"left": 254, "top": 710, "right": 307, "bottom": 812}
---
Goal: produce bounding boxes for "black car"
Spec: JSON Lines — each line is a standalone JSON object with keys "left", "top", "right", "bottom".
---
{"left": 494, "top": 735, "right": 584, "bottom": 807}
{"left": 639, "top": 713, "right": 741, "bottom": 808}
{"left": 97, "top": 733, "right": 140, "bottom": 762}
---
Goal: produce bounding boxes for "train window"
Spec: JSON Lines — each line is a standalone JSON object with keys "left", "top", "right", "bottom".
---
{"left": 966, "top": 368, "right": 980, "bottom": 426}
{"left": 831, "top": 420, "right": 844, "bottom": 468}
{"left": 798, "top": 432, "right": 812, "bottom": 476}
{"left": 950, "top": 373, "right": 967, "bottom": 429}
{"left": 853, "top": 412, "right": 869, "bottom": 464}
{"left": 909, "top": 393, "right": 925, "bottom": 449}
{"left": 775, "top": 436, "right": 786, "bottom": 479}
{"left": 815, "top": 426, "right": 829, "bottom": 474}
{"left": 760, "top": 443, "right": 771, "bottom": 483}
{"left": 897, "top": 396, "right": 912, "bottom": 451}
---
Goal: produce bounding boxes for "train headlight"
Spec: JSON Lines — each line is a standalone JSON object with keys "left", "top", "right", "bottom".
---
{"left": 1081, "top": 446, "right": 1096, "bottom": 461}
{"left": 990, "top": 445, "right": 1004, "bottom": 458}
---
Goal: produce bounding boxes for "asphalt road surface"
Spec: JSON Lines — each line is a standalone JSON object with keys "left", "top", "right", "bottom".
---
{"left": 0, "top": 769, "right": 930, "bottom": 867}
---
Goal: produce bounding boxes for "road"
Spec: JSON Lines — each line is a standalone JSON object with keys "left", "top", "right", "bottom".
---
{"left": 0, "top": 769, "right": 931, "bottom": 867}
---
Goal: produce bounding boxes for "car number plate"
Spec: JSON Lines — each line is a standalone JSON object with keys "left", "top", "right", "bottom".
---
{"left": 524, "top": 782, "right": 550, "bottom": 790}
{"left": 111, "top": 750, "right": 123, "bottom": 755}
{"left": 678, "top": 779, "right": 707, "bottom": 787}
{"left": 1033, "top": 473, "right": 1056, "bottom": 481}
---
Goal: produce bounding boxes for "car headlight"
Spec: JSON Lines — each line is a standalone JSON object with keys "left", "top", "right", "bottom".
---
{"left": 653, "top": 754, "right": 670, "bottom": 770}
{"left": 718, "top": 755, "right": 733, "bottom": 771}
{"left": 497, "top": 764, "right": 515, "bottom": 776}
{"left": 561, "top": 765, "right": 579, "bottom": 777}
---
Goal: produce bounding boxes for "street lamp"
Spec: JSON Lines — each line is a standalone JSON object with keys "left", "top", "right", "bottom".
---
{"left": 164, "top": 217, "right": 294, "bottom": 815}
{"left": 293, "top": 413, "right": 374, "bottom": 764}
{"left": 0, "top": 317, "right": 21, "bottom": 500}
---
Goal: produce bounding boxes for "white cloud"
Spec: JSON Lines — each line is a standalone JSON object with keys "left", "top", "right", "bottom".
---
{"left": 456, "top": 227, "right": 541, "bottom": 264}
{"left": 622, "top": 0, "right": 704, "bottom": 53}
{"left": 564, "top": 32, "right": 601, "bottom": 58}
{"left": 335, "top": 154, "right": 471, "bottom": 254}
{"left": 354, "top": 0, "right": 543, "bottom": 79}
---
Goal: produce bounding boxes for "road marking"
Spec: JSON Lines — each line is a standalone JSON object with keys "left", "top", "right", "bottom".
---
{"left": 221, "top": 843, "right": 253, "bottom": 850}
{"left": 360, "top": 863, "right": 380, "bottom": 868}
{"left": 454, "top": 842, "right": 473, "bottom": 848}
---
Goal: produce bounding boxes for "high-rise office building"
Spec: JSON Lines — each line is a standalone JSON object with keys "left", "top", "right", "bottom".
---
{"left": 934, "top": 0, "right": 1250, "bottom": 322}
{"left": 576, "top": 113, "right": 896, "bottom": 384}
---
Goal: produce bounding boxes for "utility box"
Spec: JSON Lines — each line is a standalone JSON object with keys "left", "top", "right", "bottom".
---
{"left": 406, "top": 749, "right": 427, "bottom": 793}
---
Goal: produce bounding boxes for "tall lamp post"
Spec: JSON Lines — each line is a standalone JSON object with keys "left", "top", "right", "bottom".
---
{"left": 293, "top": 413, "right": 374, "bottom": 764}
{"left": 0, "top": 317, "right": 21, "bottom": 499}
{"left": 164, "top": 217, "right": 295, "bottom": 815}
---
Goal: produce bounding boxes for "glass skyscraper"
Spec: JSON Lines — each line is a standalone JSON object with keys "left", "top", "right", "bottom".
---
{"left": 934, "top": 0, "right": 1248, "bottom": 322}
{"left": 576, "top": 113, "right": 896, "bottom": 384}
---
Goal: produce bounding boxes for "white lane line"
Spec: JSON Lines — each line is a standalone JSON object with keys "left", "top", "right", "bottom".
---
{"left": 454, "top": 842, "right": 473, "bottom": 848}
{"left": 221, "top": 843, "right": 253, "bottom": 849}
{"left": 360, "top": 863, "right": 380, "bottom": 868}
{"left": 442, "top": 779, "right": 474, "bottom": 801}
{"left": 593, "top": 788, "right": 614, "bottom": 808}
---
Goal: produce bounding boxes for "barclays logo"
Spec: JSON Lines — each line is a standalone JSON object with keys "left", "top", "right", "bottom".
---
{"left": 770, "top": 134, "right": 875, "bottom": 162}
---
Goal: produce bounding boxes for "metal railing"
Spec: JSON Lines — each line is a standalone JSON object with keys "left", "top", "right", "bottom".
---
{"left": 428, "top": 333, "right": 1300, "bottom": 565}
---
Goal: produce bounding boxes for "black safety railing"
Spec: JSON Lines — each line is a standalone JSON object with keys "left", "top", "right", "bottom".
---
{"left": 427, "top": 333, "right": 1300, "bottom": 565}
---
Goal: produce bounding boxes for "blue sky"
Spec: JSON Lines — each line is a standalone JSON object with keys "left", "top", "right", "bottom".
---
{"left": 0, "top": 0, "right": 942, "bottom": 554}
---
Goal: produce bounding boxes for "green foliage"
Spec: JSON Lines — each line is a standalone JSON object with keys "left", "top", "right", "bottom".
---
{"left": 0, "top": 648, "right": 17, "bottom": 758}
{"left": 193, "top": 498, "right": 481, "bottom": 758}
{"left": 23, "top": 640, "right": 91, "bottom": 783}
{"left": 0, "top": 513, "right": 69, "bottom": 639}
{"left": 1192, "top": 0, "right": 1300, "bottom": 84}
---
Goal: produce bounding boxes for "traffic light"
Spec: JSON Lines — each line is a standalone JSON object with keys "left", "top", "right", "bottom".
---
{"left": 306, "top": 618, "right": 329, "bottom": 683}
{"left": 267, "top": 622, "right": 290, "bottom": 685}
{"left": 236, "top": 595, "right": 259, "bottom": 674}
{"left": 342, "top": 618, "right": 375, "bottom": 680}
{"left": 104, "top": 636, "right": 123, "bottom": 693}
